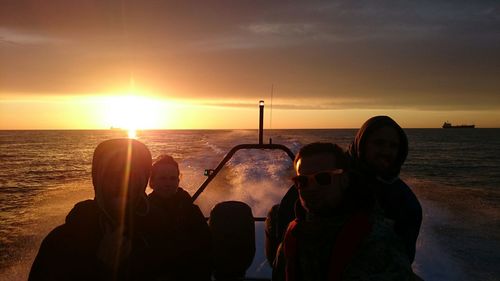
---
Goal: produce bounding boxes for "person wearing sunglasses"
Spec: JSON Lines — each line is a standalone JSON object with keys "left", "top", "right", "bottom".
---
{"left": 146, "top": 154, "right": 212, "bottom": 281}
{"left": 348, "top": 116, "right": 422, "bottom": 264}
{"left": 272, "top": 142, "right": 413, "bottom": 281}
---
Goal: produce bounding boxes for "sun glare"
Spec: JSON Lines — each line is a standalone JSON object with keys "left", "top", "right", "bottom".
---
{"left": 100, "top": 94, "right": 163, "bottom": 132}
{"left": 128, "top": 129, "right": 137, "bottom": 138}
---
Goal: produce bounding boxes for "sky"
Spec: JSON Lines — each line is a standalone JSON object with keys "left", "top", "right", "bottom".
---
{"left": 1, "top": 0, "right": 499, "bottom": 129}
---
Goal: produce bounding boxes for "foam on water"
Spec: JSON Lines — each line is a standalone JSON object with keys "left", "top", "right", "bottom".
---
{"left": 1, "top": 129, "right": 499, "bottom": 280}
{"left": 412, "top": 196, "right": 466, "bottom": 280}
{"left": 187, "top": 148, "right": 296, "bottom": 279}
{"left": 0, "top": 179, "right": 93, "bottom": 281}
{"left": 193, "top": 148, "right": 294, "bottom": 217}
{"left": 408, "top": 177, "right": 500, "bottom": 281}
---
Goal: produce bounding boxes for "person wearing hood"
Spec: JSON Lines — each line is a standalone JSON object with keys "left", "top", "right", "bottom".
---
{"left": 29, "top": 138, "right": 154, "bottom": 280}
{"left": 348, "top": 116, "right": 422, "bottom": 263}
{"left": 146, "top": 154, "right": 212, "bottom": 281}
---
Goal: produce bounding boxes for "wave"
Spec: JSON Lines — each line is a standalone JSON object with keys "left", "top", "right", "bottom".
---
{"left": 1, "top": 129, "right": 499, "bottom": 280}
{"left": 191, "top": 149, "right": 295, "bottom": 218}
{"left": 0, "top": 180, "right": 93, "bottom": 281}
{"left": 405, "top": 177, "right": 500, "bottom": 281}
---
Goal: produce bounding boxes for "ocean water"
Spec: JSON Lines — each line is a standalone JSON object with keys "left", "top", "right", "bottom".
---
{"left": 0, "top": 129, "right": 499, "bottom": 280}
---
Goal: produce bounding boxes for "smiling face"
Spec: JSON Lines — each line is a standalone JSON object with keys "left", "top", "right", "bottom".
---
{"left": 150, "top": 163, "right": 180, "bottom": 198}
{"left": 364, "top": 126, "right": 400, "bottom": 175}
{"left": 296, "top": 153, "right": 348, "bottom": 215}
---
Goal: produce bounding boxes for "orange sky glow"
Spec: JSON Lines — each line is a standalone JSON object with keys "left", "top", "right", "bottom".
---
{"left": 1, "top": 93, "right": 498, "bottom": 130}
{"left": 1, "top": 1, "right": 499, "bottom": 129}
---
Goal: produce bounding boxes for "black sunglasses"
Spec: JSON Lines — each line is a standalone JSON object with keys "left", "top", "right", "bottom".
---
{"left": 292, "top": 169, "right": 344, "bottom": 190}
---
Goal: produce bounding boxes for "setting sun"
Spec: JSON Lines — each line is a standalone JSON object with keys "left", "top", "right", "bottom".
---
{"left": 99, "top": 94, "right": 163, "bottom": 131}
{"left": 128, "top": 129, "right": 137, "bottom": 138}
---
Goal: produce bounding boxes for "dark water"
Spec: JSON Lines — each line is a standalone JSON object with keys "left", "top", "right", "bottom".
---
{"left": 0, "top": 129, "right": 499, "bottom": 280}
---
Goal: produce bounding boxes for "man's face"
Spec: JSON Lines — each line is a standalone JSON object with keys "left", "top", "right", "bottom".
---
{"left": 364, "top": 126, "right": 400, "bottom": 175}
{"left": 150, "top": 163, "right": 179, "bottom": 198}
{"left": 296, "top": 153, "right": 346, "bottom": 214}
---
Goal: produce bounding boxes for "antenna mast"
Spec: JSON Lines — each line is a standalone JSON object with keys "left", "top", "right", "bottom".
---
{"left": 270, "top": 84, "right": 274, "bottom": 130}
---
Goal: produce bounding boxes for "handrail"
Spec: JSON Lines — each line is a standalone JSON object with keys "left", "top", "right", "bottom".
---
{"left": 192, "top": 143, "right": 295, "bottom": 202}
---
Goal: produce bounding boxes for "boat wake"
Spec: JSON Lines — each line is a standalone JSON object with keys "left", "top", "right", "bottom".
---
{"left": 407, "top": 177, "right": 500, "bottom": 281}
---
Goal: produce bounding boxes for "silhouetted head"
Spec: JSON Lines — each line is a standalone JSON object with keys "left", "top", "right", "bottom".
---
{"left": 349, "top": 116, "right": 408, "bottom": 179}
{"left": 149, "top": 154, "right": 180, "bottom": 199}
{"left": 293, "top": 142, "right": 350, "bottom": 215}
{"left": 92, "top": 138, "right": 152, "bottom": 222}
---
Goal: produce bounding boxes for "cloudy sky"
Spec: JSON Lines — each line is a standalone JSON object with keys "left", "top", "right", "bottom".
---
{"left": 1, "top": 0, "right": 499, "bottom": 129}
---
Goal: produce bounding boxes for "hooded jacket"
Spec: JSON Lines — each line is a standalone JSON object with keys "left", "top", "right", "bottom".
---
{"left": 29, "top": 139, "right": 155, "bottom": 281}
{"left": 91, "top": 138, "right": 152, "bottom": 223}
{"left": 348, "top": 116, "right": 422, "bottom": 263}
{"left": 29, "top": 200, "right": 156, "bottom": 281}
{"left": 348, "top": 115, "right": 408, "bottom": 180}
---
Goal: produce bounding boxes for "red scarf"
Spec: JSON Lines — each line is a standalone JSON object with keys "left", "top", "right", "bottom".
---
{"left": 283, "top": 212, "right": 372, "bottom": 281}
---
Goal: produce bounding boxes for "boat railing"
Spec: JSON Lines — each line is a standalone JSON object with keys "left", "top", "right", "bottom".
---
{"left": 192, "top": 100, "right": 295, "bottom": 222}
{"left": 190, "top": 101, "right": 294, "bottom": 280}
{"left": 192, "top": 142, "right": 295, "bottom": 221}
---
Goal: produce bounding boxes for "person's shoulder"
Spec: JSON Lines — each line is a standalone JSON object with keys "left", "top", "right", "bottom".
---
{"left": 65, "top": 199, "right": 98, "bottom": 222}
{"left": 37, "top": 217, "right": 83, "bottom": 257}
{"left": 40, "top": 223, "right": 69, "bottom": 247}
{"left": 394, "top": 179, "right": 422, "bottom": 212}
{"left": 394, "top": 178, "right": 413, "bottom": 191}
{"left": 37, "top": 200, "right": 97, "bottom": 245}
{"left": 175, "top": 187, "right": 193, "bottom": 201}
{"left": 175, "top": 188, "right": 198, "bottom": 209}
{"left": 147, "top": 191, "right": 165, "bottom": 210}
{"left": 29, "top": 222, "right": 71, "bottom": 279}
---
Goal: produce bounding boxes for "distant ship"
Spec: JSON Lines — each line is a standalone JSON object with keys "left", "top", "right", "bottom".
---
{"left": 442, "top": 122, "right": 475, "bottom": 128}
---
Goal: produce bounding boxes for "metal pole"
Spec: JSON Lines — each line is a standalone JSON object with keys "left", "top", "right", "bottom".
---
{"left": 259, "top": 100, "right": 264, "bottom": 144}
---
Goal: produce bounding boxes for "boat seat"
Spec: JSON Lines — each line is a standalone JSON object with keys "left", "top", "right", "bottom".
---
{"left": 209, "top": 201, "right": 255, "bottom": 281}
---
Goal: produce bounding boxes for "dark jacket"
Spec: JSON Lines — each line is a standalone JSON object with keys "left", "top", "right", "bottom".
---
{"left": 266, "top": 172, "right": 376, "bottom": 267}
{"left": 29, "top": 200, "right": 154, "bottom": 281}
{"left": 265, "top": 186, "right": 299, "bottom": 265}
{"left": 274, "top": 202, "right": 412, "bottom": 281}
{"left": 146, "top": 188, "right": 212, "bottom": 281}
{"left": 29, "top": 139, "right": 157, "bottom": 281}
{"left": 348, "top": 115, "right": 422, "bottom": 263}
{"left": 267, "top": 182, "right": 415, "bottom": 280}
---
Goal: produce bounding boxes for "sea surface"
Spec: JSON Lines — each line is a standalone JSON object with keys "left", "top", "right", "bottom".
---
{"left": 0, "top": 129, "right": 499, "bottom": 280}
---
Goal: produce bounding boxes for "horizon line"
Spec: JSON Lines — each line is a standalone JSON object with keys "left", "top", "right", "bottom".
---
{"left": 1, "top": 127, "right": 498, "bottom": 131}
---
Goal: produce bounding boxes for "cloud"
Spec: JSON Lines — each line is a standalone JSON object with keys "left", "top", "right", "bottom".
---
{"left": 0, "top": 28, "right": 65, "bottom": 46}
{"left": 196, "top": 94, "right": 500, "bottom": 111}
{"left": 246, "top": 23, "right": 316, "bottom": 36}
{"left": 0, "top": 1, "right": 499, "bottom": 113}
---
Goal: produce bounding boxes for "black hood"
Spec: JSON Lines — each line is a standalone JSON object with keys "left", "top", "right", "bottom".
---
{"left": 91, "top": 138, "right": 152, "bottom": 221}
{"left": 348, "top": 116, "right": 408, "bottom": 179}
